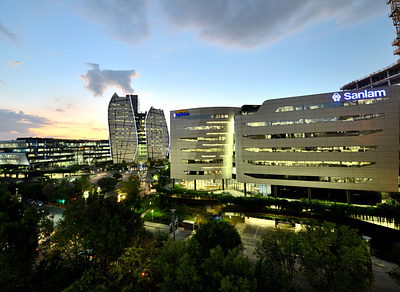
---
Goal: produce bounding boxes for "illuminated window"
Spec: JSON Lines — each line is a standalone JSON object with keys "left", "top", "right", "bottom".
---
{"left": 243, "top": 129, "right": 383, "bottom": 140}
{"left": 243, "top": 146, "right": 379, "bottom": 153}
{"left": 244, "top": 160, "right": 375, "bottom": 167}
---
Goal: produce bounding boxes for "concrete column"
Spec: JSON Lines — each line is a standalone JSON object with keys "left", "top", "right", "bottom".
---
{"left": 346, "top": 190, "right": 351, "bottom": 204}
{"left": 222, "top": 179, "right": 225, "bottom": 191}
{"left": 194, "top": 179, "right": 196, "bottom": 191}
{"left": 244, "top": 183, "right": 247, "bottom": 197}
{"left": 307, "top": 188, "right": 312, "bottom": 201}
{"left": 273, "top": 185, "right": 278, "bottom": 198}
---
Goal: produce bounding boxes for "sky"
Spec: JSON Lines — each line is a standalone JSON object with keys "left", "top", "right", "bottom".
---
{"left": 0, "top": 0, "right": 397, "bottom": 141}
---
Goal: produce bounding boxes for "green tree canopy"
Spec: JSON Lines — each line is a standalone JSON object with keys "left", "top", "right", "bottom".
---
{"left": 53, "top": 196, "right": 143, "bottom": 272}
{"left": 97, "top": 177, "right": 118, "bottom": 194}
{"left": 194, "top": 219, "right": 243, "bottom": 256}
{"left": 0, "top": 186, "right": 53, "bottom": 291}
{"left": 299, "top": 222, "right": 374, "bottom": 292}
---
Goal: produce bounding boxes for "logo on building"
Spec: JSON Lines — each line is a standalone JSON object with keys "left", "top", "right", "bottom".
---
{"left": 173, "top": 110, "right": 190, "bottom": 118}
{"left": 331, "top": 92, "right": 341, "bottom": 102}
{"left": 332, "top": 89, "right": 387, "bottom": 103}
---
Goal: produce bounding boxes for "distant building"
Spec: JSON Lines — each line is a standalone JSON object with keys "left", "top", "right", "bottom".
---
{"left": 341, "top": 61, "right": 400, "bottom": 90}
{"left": 0, "top": 137, "right": 111, "bottom": 169}
{"left": 108, "top": 93, "right": 169, "bottom": 164}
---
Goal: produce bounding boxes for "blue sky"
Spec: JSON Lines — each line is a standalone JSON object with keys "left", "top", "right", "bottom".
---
{"left": 0, "top": 0, "right": 396, "bottom": 140}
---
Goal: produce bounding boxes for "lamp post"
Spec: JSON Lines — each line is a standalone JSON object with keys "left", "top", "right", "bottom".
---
{"left": 151, "top": 209, "right": 154, "bottom": 222}
{"left": 171, "top": 208, "right": 176, "bottom": 244}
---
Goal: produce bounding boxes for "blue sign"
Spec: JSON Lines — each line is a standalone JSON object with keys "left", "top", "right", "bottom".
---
{"left": 332, "top": 89, "right": 387, "bottom": 102}
{"left": 173, "top": 110, "right": 189, "bottom": 117}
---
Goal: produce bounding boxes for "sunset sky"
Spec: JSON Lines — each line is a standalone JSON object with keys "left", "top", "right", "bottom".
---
{"left": 0, "top": 0, "right": 396, "bottom": 141}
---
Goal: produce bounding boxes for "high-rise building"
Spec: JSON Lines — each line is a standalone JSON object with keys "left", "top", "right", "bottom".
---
{"left": 146, "top": 106, "right": 170, "bottom": 161}
{"left": 108, "top": 93, "right": 169, "bottom": 164}
{"left": 108, "top": 94, "right": 138, "bottom": 164}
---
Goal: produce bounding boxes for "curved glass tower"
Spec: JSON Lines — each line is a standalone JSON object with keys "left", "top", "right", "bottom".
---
{"left": 108, "top": 93, "right": 169, "bottom": 164}
{"left": 145, "top": 106, "right": 170, "bottom": 160}
{"left": 108, "top": 93, "right": 138, "bottom": 164}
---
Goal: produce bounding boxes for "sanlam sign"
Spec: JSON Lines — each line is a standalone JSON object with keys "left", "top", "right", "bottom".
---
{"left": 173, "top": 110, "right": 190, "bottom": 118}
{"left": 331, "top": 89, "right": 387, "bottom": 102}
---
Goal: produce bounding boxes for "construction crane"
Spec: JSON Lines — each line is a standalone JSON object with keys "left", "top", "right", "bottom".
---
{"left": 388, "top": 0, "right": 400, "bottom": 56}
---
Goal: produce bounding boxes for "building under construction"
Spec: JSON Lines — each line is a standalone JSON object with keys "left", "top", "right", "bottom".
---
{"left": 342, "top": 0, "right": 400, "bottom": 90}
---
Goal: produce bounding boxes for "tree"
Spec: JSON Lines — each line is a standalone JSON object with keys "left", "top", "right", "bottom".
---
{"left": 97, "top": 177, "right": 118, "bottom": 194}
{"left": 119, "top": 175, "right": 141, "bottom": 208}
{"left": 194, "top": 219, "right": 243, "bottom": 256}
{"left": 153, "top": 240, "right": 203, "bottom": 292}
{"left": 255, "top": 229, "right": 300, "bottom": 283}
{"left": 0, "top": 186, "right": 53, "bottom": 291}
{"left": 298, "top": 222, "right": 374, "bottom": 292}
{"left": 112, "top": 172, "right": 122, "bottom": 180}
{"left": 202, "top": 245, "right": 256, "bottom": 291}
{"left": 52, "top": 196, "right": 143, "bottom": 273}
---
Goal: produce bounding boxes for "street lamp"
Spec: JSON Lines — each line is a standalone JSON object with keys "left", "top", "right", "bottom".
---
{"left": 151, "top": 209, "right": 154, "bottom": 222}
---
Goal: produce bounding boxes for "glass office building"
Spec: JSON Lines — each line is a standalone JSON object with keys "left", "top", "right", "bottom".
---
{"left": 108, "top": 93, "right": 169, "bottom": 164}
{"left": 0, "top": 137, "right": 111, "bottom": 169}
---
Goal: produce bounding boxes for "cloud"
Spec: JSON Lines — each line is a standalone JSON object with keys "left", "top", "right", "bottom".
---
{"left": 4, "top": 60, "right": 22, "bottom": 67}
{"left": 159, "top": 0, "right": 387, "bottom": 49}
{"left": 0, "top": 80, "right": 4, "bottom": 88}
{"left": 0, "top": 109, "right": 53, "bottom": 140}
{"left": 79, "top": 63, "right": 139, "bottom": 97}
{"left": 0, "top": 21, "right": 17, "bottom": 42}
{"left": 75, "top": 0, "right": 150, "bottom": 44}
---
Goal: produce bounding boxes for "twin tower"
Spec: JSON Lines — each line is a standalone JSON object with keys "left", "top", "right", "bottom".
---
{"left": 107, "top": 93, "right": 169, "bottom": 164}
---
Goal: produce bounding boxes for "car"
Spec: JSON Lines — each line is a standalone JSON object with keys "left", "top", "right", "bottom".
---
{"left": 35, "top": 201, "right": 44, "bottom": 207}
{"left": 27, "top": 199, "right": 34, "bottom": 204}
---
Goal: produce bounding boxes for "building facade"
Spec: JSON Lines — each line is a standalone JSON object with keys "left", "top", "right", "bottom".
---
{"left": 146, "top": 106, "right": 170, "bottom": 161}
{"left": 108, "top": 93, "right": 169, "bottom": 164}
{"left": 108, "top": 94, "right": 138, "bottom": 164}
{"left": 235, "top": 86, "right": 399, "bottom": 194}
{"left": 0, "top": 137, "right": 111, "bottom": 169}
{"left": 169, "top": 87, "right": 400, "bottom": 201}
{"left": 170, "top": 107, "right": 240, "bottom": 190}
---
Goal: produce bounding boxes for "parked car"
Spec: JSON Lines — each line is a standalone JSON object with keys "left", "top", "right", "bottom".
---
{"left": 35, "top": 201, "right": 44, "bottom": 207}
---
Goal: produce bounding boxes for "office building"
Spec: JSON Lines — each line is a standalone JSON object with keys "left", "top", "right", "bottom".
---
{"left": 170, "top": 87, "right": 400, "bottom": 202}
{"left": 0, "top": 137, "right": 111, "bottom": 169}
{"left": 108, "top": 93, "right": 169, "bottom": 164}
{"left": 170, "top": 107, "right": 240, "bottom": 190}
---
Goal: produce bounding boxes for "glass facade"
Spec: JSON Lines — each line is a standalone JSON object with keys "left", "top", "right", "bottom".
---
{"left": 0, "top": 138, "right": 111, "bottom": 169}
{"left": 108, "top": 93, "right": 169, "bottom": 164}
{"left": 145, "top": 107, "right": 170, "bottom": 161}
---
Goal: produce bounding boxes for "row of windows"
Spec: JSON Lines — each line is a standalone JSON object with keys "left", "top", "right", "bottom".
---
{"left": 181, "top": 148, "right": 225, "bottom": 153}
{"left": 244, "top": 113, "right": 385, "bottom": 127}
{"left": 243, "top": 129, "right": 383, "bottom": 140}
{"left": 211, "top": 114, "right": 229, "bottom": 119}
{"left": 184, "top": 125, "right": 227, "bottom": 131}
{"left": 275, "top": 97, "right": 388, "bottom": 113}
{"left": 179, "top": 136, "right": 226, "bottom": 142}
{"left": 183, "top": 159, "right": 224, "bottom": 164}
{"left": 243, "top": 146, "right": 379, "bottom": 153}
{"left": 184, "top": 170, "right": 223, "bottom": 175}
{"left": 244, "top": 173, "right": 372, "bottom": 183}
{"left": 244, "top": 160, "right": 375, "bottom": 167}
